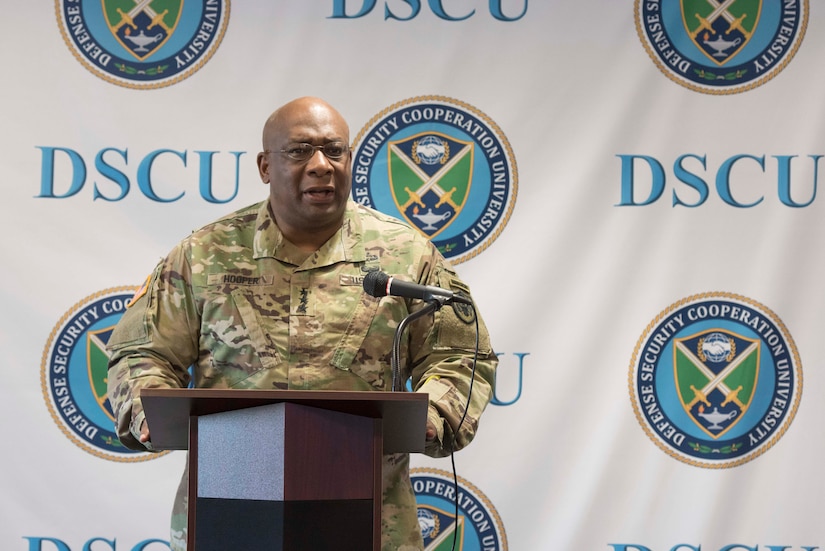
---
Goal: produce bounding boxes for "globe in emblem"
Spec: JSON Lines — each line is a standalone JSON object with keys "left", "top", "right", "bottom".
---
{"left": 417, "top": 508, "right": 439, "bottom": 538}
{"left": 414, "top": 135, "right": 446, "bottom": 165}
{"left": 702, "top": 333, "right": 731, "bottom": 363}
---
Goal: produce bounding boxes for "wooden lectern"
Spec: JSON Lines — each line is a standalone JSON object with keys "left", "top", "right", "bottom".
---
{"left": 141, "top": 388, "right": 428, "bottom": 551}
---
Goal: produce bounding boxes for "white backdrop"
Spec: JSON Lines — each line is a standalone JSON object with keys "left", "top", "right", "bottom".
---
{"left": 2, "top": 1, "right": 823, "bottom": 550}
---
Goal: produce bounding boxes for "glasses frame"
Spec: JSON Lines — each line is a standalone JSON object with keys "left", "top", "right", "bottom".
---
{"left": 266, "top": 142, "right": 350, "bottom": 163}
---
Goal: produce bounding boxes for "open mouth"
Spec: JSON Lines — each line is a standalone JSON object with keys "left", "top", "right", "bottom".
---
{"left": 304, "top": 188, "right": 335, "bottom": 201}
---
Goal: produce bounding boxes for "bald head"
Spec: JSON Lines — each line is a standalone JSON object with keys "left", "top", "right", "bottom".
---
{"left": 262, "top": 97, "right": 349, "bottom": 151}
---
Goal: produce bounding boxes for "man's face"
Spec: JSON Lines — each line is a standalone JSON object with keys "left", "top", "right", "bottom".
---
{"left": 257, "top": 100, "right": 352, "bottom": 242}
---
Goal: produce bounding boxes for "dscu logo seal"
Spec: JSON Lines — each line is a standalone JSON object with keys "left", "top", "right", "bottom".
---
{"left": 635, "top": 0, "right": 807, "bottom": 94}
{"left": 41, "top": 287, "right": 165, "bottom": 462}
{"left": 55, "top": 0, "right": 230, "bottom": 89}
{"left": 629, "top": 293, "right": 802, "bottom": 468}
{"left": 412, "top": 468, "right": 507, "bottom": 550}
{"left": 352, "top": 96, "right": 517, "bottom": 263}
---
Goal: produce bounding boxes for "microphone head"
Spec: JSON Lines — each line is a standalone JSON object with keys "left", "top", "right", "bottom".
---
{"left": 362, "top": 270, "right": 390, "bottom": 297}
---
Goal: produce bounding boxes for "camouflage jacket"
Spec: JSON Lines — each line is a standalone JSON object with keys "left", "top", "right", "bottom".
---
{"left": 107, "top": 199, "right": 497, "bottom": 550}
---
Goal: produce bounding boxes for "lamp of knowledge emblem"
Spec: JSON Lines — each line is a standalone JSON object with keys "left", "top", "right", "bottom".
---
{"left": 635, "top": 0, "right": 808, "bottom": 94}
{"left": 629, "top": 293, "right": 801, "bottom": 468}
{"left": 56, "top": 0, "right": 230, "bottom": 89}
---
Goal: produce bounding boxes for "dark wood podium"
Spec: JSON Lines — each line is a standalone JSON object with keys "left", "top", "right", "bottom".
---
{"left": 141, "top": 388, "right": 428, "bottom": 551}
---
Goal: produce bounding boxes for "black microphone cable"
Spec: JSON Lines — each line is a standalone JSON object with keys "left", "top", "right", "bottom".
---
{"left": 445, "top": 305, "right": 479, "bottom": 551}
{"left": 405, "top": 290, "right": 480, "bottom": 551}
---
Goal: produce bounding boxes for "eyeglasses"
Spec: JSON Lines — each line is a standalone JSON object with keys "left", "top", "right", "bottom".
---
{"left": 267, "top": 142, "right": 350, "bottom": 162}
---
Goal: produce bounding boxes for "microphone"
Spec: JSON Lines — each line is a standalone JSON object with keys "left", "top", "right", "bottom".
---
{"left": 362, "top": 270, "right": 472, "bottom": 305}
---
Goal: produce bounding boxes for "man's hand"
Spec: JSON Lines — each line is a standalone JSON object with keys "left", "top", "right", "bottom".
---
{"left": 139, "top": 419, "right": 151, "bottom": 444}
{"left": 425, "top": 405, "right": 443, "bottom": 443}
{"left": 424, "top": 407, "right": 448, "bottom": 456}
{"left": 426, "top": 419, "right": 437, "bottom": 442}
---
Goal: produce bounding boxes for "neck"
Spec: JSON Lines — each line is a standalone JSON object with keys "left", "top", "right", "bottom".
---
{"left": 287, "top": 227, "right": 340, "bottom": 253}
{"left": 268, "top": 204, "right": 344, "bottom": 252}
{"left": 266, "top": 199, "right": 350, "bottom": 253}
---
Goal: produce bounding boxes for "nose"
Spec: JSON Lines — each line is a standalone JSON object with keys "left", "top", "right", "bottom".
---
{"left": 306, "top": 148, "right": 333, "bottom": 176}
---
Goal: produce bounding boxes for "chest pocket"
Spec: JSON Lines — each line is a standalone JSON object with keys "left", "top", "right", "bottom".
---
{"left": 228, "top": 288, "right": 284, "bottom": 372}
{"left": 196, "top": 287, "right": 286, "bottom": 388}
{"left": 329, "top": 289, "right": 381, "bottom": 371}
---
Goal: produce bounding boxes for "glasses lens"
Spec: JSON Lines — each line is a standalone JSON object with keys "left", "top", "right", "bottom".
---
{"left": 281, "top": 142, "right": 349, "bottom": 161}
{"left": 323, "top": 142, "right": 347, "bottom": 160}
{"left": 284, "top": 144, "right": 314, "bottom": 161}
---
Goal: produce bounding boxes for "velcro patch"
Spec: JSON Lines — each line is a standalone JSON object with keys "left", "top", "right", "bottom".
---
{"left": 206, "top": 274, "right": 274, "bottom": 286}
{"left": 340, "top": 274, "right": 366, "bottom": 286}
{"left": 125, "top": 273, "right": 152, "bottom": 308}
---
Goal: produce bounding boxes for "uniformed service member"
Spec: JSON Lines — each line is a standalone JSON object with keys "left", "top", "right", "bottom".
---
{"left": 106, "top": 96, "right": 498, "bottom": 551}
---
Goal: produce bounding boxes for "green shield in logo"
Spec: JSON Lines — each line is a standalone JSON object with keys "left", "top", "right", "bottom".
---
{"left": 388, "top": 132, "right": 472, "bottom": 239}
{"left": 681, "top": 0, "right": 762, "bottom": 65}
{"left": 674, "top": 329, "right": 759, "bottom": 438}
{"left": 103, "top": 0, "right": 183, "bottom": 60}
{"left": 88, "top": 326, "right": 116, "bottom": 423}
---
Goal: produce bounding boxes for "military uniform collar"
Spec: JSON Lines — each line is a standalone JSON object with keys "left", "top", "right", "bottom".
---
{"left": 252, "top": 200, "right": 367, "bottom": 266}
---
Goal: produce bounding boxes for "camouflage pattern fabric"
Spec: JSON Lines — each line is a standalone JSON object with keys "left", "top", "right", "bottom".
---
{"left": 107, "top": 199, "right": 497, "bottom": 550}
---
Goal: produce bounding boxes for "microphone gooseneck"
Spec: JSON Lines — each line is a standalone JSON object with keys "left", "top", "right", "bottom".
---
{"left": 363, "top": 270, "right": 479, "bottom": 551}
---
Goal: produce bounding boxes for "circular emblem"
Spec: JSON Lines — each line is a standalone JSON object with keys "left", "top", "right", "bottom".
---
{"left": 635, "top": 0, "right": 808, "bottom": 94}
{"left": 412, "top": 468, "right": 507, "bottom": 550}
{"left": 352, "top": 96, "right": 517, "bottom": 263}
{"left": 55, "top": 0, "right": 230, "bottom": 89}
{"left": 41, "top": 287, "right": 165, "bottom": 462}
{"left": 629, "top": 293, "right": 802, "bottom": 468}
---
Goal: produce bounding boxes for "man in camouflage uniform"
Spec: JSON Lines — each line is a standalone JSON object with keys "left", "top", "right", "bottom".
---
{"left": 107, "top": 96, "right": 497, "bottom": 551}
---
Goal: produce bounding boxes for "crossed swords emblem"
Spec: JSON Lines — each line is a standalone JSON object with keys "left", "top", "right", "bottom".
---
{"left": 676, "top": 339, "right": 758, "bottom": 411}
{"left": 691, "top": 0, "right": 751, "bottom": 39}
{"left": 390, "top": 141, "right": 469, "bottom": 212}
{"left": 112, "top": 0, "right": 171, "bottom": 33}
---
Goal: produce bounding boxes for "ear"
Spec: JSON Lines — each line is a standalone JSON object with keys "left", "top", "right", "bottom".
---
{"left": 256, "top": 151, "right": 270, "bottom": 183}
